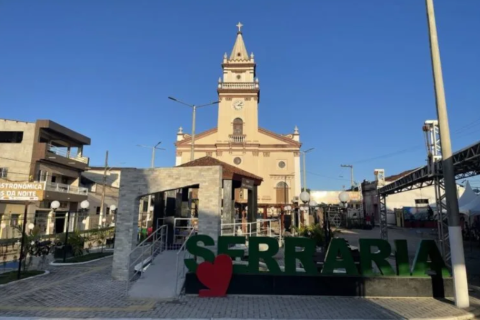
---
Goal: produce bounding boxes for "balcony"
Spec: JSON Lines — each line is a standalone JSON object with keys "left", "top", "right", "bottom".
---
{"left": 47, "top": 144, "right": 89, "bottom": 164}
{"left": 44, "top": 182, "right": 88, "bottom": 195}
{"left": 218, "top": 82, "right": 259, "bottom": 90}
{"left": 229, "top": 134, "right": 246, "bottom": 144}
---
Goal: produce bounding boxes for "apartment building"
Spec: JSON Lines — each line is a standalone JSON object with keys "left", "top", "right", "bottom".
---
{"left": 0, "top": 118, "right": 91, "bottom": 238}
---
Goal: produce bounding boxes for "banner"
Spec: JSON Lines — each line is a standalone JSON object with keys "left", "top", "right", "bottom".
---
{"left": 0, "top": 182, "right": 45, "bottom": 201}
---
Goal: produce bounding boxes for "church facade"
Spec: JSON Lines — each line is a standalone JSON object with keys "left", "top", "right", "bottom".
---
{"left": 175, "top": 23, "right": 302, "bottom": 208}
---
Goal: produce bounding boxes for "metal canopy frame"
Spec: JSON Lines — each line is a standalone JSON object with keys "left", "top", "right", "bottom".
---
{"left": 377, "top": 123, "right": 480, "bottom": 265}
{"left": 378, "top": 140, "right": 480, "bottom": 196}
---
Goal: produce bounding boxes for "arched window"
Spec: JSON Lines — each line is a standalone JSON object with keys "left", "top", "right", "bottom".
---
{"left": 233, "top": 118, "right": 243, "bottom": 135}
{"left": 276, "top": 181, "right": 289, "bottom": 204}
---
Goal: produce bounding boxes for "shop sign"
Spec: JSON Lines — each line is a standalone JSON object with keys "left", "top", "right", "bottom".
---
{"left": 0, "top": 182, "right": 45, "bottom": 201}
{"left": 185, "top": 235, "right": 449, "bottom": 297}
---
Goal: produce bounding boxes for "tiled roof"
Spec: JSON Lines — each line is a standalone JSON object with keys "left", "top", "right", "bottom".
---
{"left": 179, "top": 156, "right": 263, "bottom": 184}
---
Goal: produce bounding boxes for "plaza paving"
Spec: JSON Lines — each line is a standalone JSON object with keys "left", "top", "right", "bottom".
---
{"left": 0, "top": 227, "right": 480, "bottom": 319}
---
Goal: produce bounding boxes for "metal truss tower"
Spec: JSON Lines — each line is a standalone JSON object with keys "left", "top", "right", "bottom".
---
{"left": 423, "top": 120, "right": 450, "bottom": 266}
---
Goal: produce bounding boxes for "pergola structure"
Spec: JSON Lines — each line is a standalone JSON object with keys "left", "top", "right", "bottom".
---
{"left": 377, "top": 130, "right": 480, "bottom": 265}
{"left": 179, "top": 156, "right": 263, "bottom": 225}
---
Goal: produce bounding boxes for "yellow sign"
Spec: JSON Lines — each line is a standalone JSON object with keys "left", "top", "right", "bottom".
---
{"left": 0, "top": 182, "right": 45, "bottom": 201}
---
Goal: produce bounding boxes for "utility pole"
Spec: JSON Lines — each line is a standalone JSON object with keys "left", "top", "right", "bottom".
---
{"left": 137, "top": 142, "right": 165, "bottom": 227}
{"left": 425, "top": 0, "right": 468, "bottom": 308}
{"left": 99, "top": 150, "right": 108, "bottom": 228}
{"left": 341, "top": 164, "right": 354, "bottom": 189}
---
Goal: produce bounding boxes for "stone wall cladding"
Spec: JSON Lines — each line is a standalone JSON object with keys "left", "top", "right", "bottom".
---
{"left": 112, "top": 166, "right": 222, "bottom": 281}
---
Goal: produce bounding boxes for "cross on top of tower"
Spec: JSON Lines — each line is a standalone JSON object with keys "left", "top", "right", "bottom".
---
{"left": 236, "top": 22, "right": 243, "bottom": 33}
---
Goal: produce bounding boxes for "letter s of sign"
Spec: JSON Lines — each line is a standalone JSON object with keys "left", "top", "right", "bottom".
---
{"left": 184, "top": 235, "right": 216, "bottom": 273}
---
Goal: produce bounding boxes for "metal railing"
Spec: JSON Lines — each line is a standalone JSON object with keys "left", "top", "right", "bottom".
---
{"left": 126, "top": 224, "right": 167, "bottom": 294}
{"left": 229, "top": 134, "right": 246, "bottom": 143}
{"left": 174, "top": 227, "right": 196, "bottom": 296}
{"left": 44, "top": 182, "right": 89, "bottom": 195}
{"left": 218, "top": 82, "right": 258, "bottom": 90}
{"left": 47, "top": 144, "right": 89, "bottom": 164}
{"left": 221, "top": 218, "right": 282, "bottom": 243}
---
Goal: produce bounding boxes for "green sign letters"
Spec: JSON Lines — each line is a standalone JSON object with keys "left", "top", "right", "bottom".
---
{"left": 185, "top": 235, "right": 450, "bottom": 277}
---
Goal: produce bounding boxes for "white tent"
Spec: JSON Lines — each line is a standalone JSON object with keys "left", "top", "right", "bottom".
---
{"left": 458, "top": 181, "right": 478, "bottom": 208}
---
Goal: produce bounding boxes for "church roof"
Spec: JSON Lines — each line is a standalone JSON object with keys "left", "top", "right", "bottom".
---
{"left": 178, "top": 156, "right": 263, "bottom": 185}
{"left": 229, "top": 23, "right": 249, "bottom": 61}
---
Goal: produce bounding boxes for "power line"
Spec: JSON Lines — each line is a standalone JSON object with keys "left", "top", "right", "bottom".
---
{"left": 349, "top": 117, "right": 480, "bottom": 165}
{"left": 307, "top": 171, "right": 350, "bottom": 182}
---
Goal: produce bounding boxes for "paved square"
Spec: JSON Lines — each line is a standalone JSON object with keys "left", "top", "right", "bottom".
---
{"left": 0, "top": 256, "right": 479, "bottom": 319}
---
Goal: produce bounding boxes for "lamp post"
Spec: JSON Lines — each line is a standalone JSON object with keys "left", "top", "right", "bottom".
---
{"left": 17, "top": 202, "right": 30, "bottom": 280}
{"left": 168, "top": 97, "right": 219, "bottom": 161}
{"left": 110, "top": 204, "right": 117, "bottom": 227}
{"left": 309, "top": 200, "right": 318, "bottom": 224}
{"left": 137, "top": 142, "right": 165, "bottom": 225}
{"left": 300, "top": 148, "right": 314, "bottom": 192}
{"left": 425, "top": 0, "right": 468, "bottom": 308}
{"left": 299, "top": 191, "right": 310, "bottom": 227}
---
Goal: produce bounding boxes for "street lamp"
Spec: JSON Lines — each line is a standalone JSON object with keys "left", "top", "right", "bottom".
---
{"left": 168, "top": 97, "right": 219, "bottom": 161}
{"left": 300, "top": 148, "right": 314, "bottom": 192}
{"left": 339, "top": 191, "right": 350, "bottom": 208}
{"left": 79, "top": 200, "right": 90, "bottom": 230}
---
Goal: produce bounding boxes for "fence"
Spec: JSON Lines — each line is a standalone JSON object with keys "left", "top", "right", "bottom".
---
{"left": 0, "top": 215, "right": 115, "bottom": 269}
{"left": 221, "top": 218, "right": 282, "bottom": 243}
{"left": 174, "top": 227, "right": 196, "bottom": 296}
{"left": 126, "top": 225, "right": 167, "bottom": 294}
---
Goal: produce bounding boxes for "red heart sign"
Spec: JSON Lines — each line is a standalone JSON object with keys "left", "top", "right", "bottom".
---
{"left": 196, "top": 254, "right": 233, "bottom": 297}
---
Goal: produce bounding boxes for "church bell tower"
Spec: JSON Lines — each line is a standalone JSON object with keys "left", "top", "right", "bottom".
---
{"left": 217, "top": 23, "right": 260, "bottom": 143}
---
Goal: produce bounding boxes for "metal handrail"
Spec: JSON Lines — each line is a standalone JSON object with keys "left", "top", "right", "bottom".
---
{"left": 126, "top": 225, "right": 168, "bottom": 294}
{"left": 174, "top": 227, "right": 196, "bottom": 296}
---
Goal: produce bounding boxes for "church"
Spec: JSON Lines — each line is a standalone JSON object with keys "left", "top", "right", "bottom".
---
{"left": 175, "top": 23, "right": 302, "bottom": 209}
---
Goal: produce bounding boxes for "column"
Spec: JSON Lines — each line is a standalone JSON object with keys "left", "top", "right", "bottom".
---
{"left": 222, "top": 180, "right": 234, "bottom": 236}
{"left": 247, "top": 185, "right": 258, "bottom": 234}
{"left": 197, "top": 169, "right": 222, "bottom": 243}
{"left": 112, "top": 191, "right": 140, "bottom": 281}
{"left": 223, "top": 180, "right": 234, "bottom": 223}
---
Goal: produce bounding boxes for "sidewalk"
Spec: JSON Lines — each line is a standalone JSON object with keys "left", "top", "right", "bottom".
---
{"left": 0, "top": 257, "right": 479, "bottom": 320}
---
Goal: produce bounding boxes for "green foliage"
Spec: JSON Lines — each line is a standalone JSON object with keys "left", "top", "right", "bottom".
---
{"left": 292, "top": 224, "right": 326, "bottom": 247}
{"left": 56, "top": 230, "right": 88, "bottom": 256}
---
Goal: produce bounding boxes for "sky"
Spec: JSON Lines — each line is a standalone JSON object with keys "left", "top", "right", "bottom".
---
{"left": 1, "top": 0, "right": 480, "bottom": 191}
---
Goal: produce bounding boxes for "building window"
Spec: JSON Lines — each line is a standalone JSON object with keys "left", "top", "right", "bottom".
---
{"left": 276, "top": 181, "right": 289, "bottom": 204}
{"left": 233, "top": 118, "right": 243, "bottom": 135}
{"left": 96, "top": 207, "right": 100, "bottom": 215}
{"left": 278, "top": 161, "right": 286, "bottom": 169}
{"left": 0, "top": 131, "right": 23, "bottom": 143}
{"left": 142, "top": 200, "right": 148, "bottom": 212}
{"left": 0, "top": 168, "right": 8, "bottom": 178}
{"left": 233, "top": 157, "right": 242, "bottom": 165}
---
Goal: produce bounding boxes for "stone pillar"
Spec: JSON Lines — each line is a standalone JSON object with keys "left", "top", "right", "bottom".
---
{"left": 247, "top": 186, "right": 258, "bottom": 223}
{"left": 223, "top": 180, "right": 234, "bottom": 224}
{"left": 112, "top": 182, "right": 141, "bottom": 281}
{"left": 197, "top": 168, "right": 222, "bottom": 243}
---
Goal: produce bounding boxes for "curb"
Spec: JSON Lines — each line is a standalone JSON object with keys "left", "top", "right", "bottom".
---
{"left": 49, "top": 254, "right": 113, "bottom": 266}
{"left": 0, "top": 270, "right": 50, "bottom": 288}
